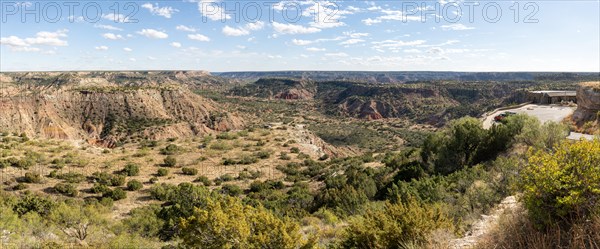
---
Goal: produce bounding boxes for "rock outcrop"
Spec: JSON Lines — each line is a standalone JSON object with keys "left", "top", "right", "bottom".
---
{"left": 573, "top": 82, "right": 600, "bottom": 123}
{"left": 0, "top": 72, "right": 243, "bottom": 146}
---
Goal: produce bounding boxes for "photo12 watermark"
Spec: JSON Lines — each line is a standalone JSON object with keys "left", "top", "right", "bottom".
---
{"left": 1, "top": 1, "right": 540, "bottom": 25}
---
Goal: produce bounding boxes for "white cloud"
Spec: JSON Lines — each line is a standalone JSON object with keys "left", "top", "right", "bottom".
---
{"left": 102, "top": 33, "right": 123, "bottom": 40}
{"left": 362, "top": 8, "right": 421, "bottom": 25}
{"left": 142, "top": 3, "right": 178, "bottom": 18}
{"left": 403, "top": 49, "right": 421, "bottom": 53}
{"left": 1, "top": 30, "right": 69, "bottom": 52}
{"left": 102, "top": 13, "right": 130, "bottom": 23}
{"left": 222, "top": 21, "right": 264, "bottom": 36}
{"left": 95, "top": 46, "right": 109, "bottom": 51}
{"left": 292, "top": 39, "right": 314, "bottom": 46}
{"left": 222, "top": 26, "right": 250, "bottom": 36}
{"left": 371, "top": 39, "right": 427, "bottom": 52}
{"left": 170, "top": 42, "right": 182, "bottom": 48}
{"left": 440, "top": 24, "right": 475, "bottom": 31}
{"left": 340, "top": 39, "right": 365, "bottom": 45}
{"left": 343, "top": 32, "right": 369, "bottom": 38}
{"left": 129, "top": 58, "right": 136, "bottom": 62}
{"left": 0, "top": 36, "right": 29, "bottom": 47}
{"left": 24, "top": 29, "right": 69, "bottom": 46}
{"left": 176, "top": 25, "right": 196, "bottom": 32}
{"left": 272, "top": 22, "right": 321, "bottom": 34}
{"left": 137, "top": 29, "right": 168, "bottom": 39}
{"left": 325, "top": 52, "right": 349, "bottom": 57}
{"left": 197, "top": 0, "right": 231, "bottom": 21}
{"left": 94, "top": 24, "right": 123, "bottom": 31}
{"left": 306, "top": 47, "right": 326, "bottom": 52}
{"left": 188, "top": 34, "right": 210, "bottom": 42}
{"left": 246, "top": 21, "right": 265, "bottom": 31}
{"left": 147, "top": 56, "right": 157, "bottom": 60}
{"left": 123, "top": 47, "right": 132, "bottom": 52}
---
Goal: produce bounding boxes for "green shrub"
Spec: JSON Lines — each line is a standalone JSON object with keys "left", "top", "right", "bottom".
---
{"left": 123, "top": 163, "right": 140, "bottom": 176}
{"left": 340, "top": 197, "right": 453, "bottom": 247}
{"left": 279, "top": 152, "right": 291, "bottom": 160}
{"left": 54, "top": 183, "right": 78, "bottom": 197}
{"left": 90, "top": 183, "right": 111, "bottom": 194}
{"left": 13, "top": 183, "right": 27, "bottom": 191}
{"left": 90, "top": 172, "right": 125, "bottom": 186}
{"left": 157, "top": 168, "right": 169, "bottom": 177}
{"left": 194, "top": 176, "right": 212, "bottom": 186}
{"left": 522, "top": 140, "right": 600, "bottom": 227}
{"left": 182, "top": 167, "right": 198, "bottom": 176}
{"left": 160, "top": 144, "right": 179, "bottom": 155}
{"left": 216, "top": 132, "right": 238, "bottom": 140}
{"left": 220, "top": 184, "right": 243, "bottom": 196}
{"left": 163, "top": 156, "right": 177, "bottom": 167}
{"left": 254, "top": 150, "right": 271, "bottom": 159}
{"left": 104, "top": 188, "right": 127, "bottom": 201}
{"left": 290, "top": 147, "right": 300, "bottom": 153}
{"left": 127, "top": 180, "right": 144, "bottom": 191}
{"left": 23, "top": 172, "right": 43, "bottom": 183}
{"left": 149, "top": 177, "right": 159, "bottom": 184}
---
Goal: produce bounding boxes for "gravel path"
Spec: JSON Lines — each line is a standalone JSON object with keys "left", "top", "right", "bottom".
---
{"left": 449, "top": 196, "right": 519, "bottom": 249}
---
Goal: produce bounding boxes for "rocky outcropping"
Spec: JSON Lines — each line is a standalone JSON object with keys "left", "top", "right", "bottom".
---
{"left": 0, "top": 72, "right": 243, "bottom": 146}
{"left": 573, "top": 82, "right": 600, "bottom": 123}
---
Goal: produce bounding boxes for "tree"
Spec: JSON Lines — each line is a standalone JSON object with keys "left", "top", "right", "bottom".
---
{"left": 522, "top": 139, "right": 600, "bottom": 227}
{"left": 340, "top": 197, "right": 453, "bottom": 248}
{"left": 179, "top": 197, "right": 304, "bottom": 249}
{"left": 422, "top": 117, "right": 486, "bottom": 175}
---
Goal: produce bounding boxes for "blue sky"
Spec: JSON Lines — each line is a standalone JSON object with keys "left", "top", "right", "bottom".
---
{"left": 1, "top": 0, "right": 599, "bottom": 72}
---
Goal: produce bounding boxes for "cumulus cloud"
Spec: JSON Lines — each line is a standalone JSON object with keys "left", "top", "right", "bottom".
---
{"left": 325, "top": 52, "right": 349, "bottom": 57}
{"left": 170, "top": 42, "right": 182, "bottom": 48}
{"left": 188, "top": 34, "right": 210, "bottom": 42}
{"left": 222, "top": 21, "right": 265, "bottom": 36}
{"left": 94, "top": 24, "right": 123, "bottom": 31}
{"left": 102, "top": 13, "right": 130, "bottom": 23}
{"left": 137, "top": 29, "right": 168, "bottom": 39}
{"left": 339, "top": 39, "right": 365, "bottom": 45}
{"left": 95, "top": 46, "right": 109, "bottom": 51}
{"left": 362, "top": 9, "right": 421, "bottom": 25}
{"left": 1, "top": 29, "right": 69, "bottom": 52}
{"left": 440, "top": 24, "right": 475, "bottom": 31}
{"left": 123, "top": 47, "right": 132, "bottom": 52}
{"left": 371, "top": 39, "right": 427, "bottom": 52}
{"left": 292, "top": 39, "right": 314, "bottom": 46}
{"left": 176, "top": 25, "right": 196, "bottom": 32}
{"left": 306, "top": 47, "right": 326, "bottom": 52}
{"left": 142, "top": 3, "right": 178, "bottom": 18}
{"left": 102, "top": 33, "right": 123, "bottom": 40}
{"left": 272, "top": 22, "right": 321, "bottom": 34}
{"left": 222, "top": 26, "right": 250, "bottom": 36}
{"left": 246, "top": 21, "right": 265, "bottom": 31}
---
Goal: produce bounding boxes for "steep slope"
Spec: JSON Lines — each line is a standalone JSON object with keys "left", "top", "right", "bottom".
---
{"left": 572, "top": 82, "right": 600, "bottom": 134}
{"left": 0, "top": 72, "right": 243, "bottom": 146}
{"left": 229, "top": 78, "right": 316, "bottom": 100}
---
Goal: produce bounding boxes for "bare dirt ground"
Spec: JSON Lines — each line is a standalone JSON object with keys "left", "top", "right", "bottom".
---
{"left": 449, "top": 196, "right": 519, "bottom": 249}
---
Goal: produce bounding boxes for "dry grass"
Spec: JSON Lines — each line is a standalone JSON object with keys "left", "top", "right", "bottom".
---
{"left": 477, "top": 206, "right": 600, "bottom": 249}
{"left": 0, "top": 125, "right": 329, "bottom": 217}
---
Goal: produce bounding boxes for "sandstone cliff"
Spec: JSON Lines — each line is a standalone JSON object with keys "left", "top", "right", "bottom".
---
{"left": 0, "top": 72, "right": 243, "bottom": 146}
{"left": 573, "top": 81, "right": 600, "bottom": 124}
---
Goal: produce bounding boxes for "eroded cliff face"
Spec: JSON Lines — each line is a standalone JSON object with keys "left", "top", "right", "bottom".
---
{"left": 0, "top": 72, "right": 243, "bottom": 146}
{"left": 573, "top": 82, "right": 600, "bottom": 123}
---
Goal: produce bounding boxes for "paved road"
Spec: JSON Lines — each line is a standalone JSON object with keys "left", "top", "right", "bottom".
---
{"left": 482, "top": 104, "right": 596, "bottom": 141}
{"left": 483, "top": 104, "right": 576, "bottom": 129}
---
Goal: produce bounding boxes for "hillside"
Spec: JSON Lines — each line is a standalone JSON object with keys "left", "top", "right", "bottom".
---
{"left": 0, "top": 72, "right": 243, "bottom": 146}
{"left": 230, "top": 78, "right": 532, "bottom": 125}
{"left": 571, "top": 81, "right": 600, "bottom": 134}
